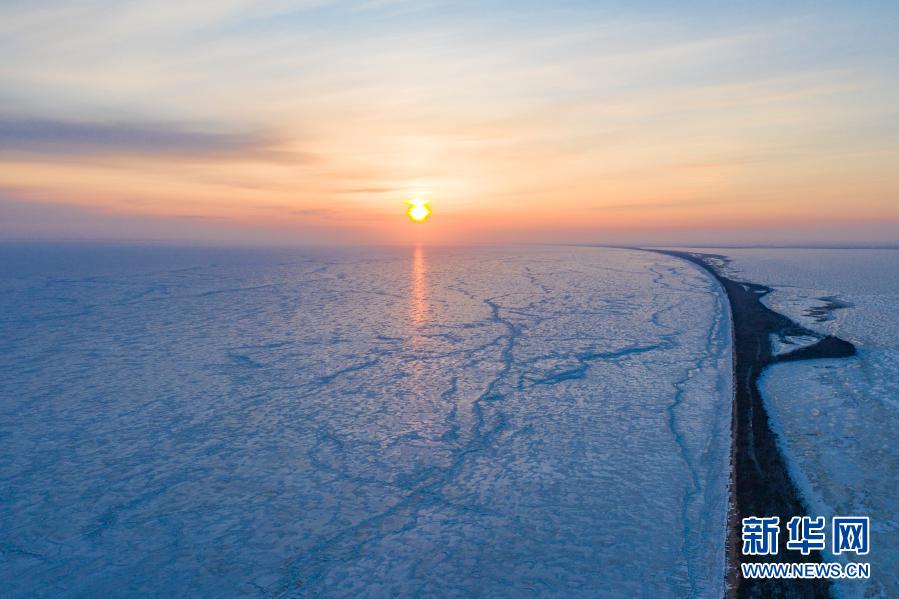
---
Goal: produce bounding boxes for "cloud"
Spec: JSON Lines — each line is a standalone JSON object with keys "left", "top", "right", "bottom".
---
{"left": 338, "top": 186, "right": 396, "bottom": 194}
{"left": 0, "top": 116, "right": 303, "bottom": 162}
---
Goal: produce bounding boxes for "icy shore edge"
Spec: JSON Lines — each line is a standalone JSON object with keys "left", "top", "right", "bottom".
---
{"left": 646, "top": 248, "right": 856, "bottom": 599}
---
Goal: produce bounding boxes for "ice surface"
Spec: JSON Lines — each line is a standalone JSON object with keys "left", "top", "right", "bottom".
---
{"left": 769, "top": 333, "right": 822, "bottom": 357}
{"left": 707, "top": 248, "right": 899, "bottom": 599}
{"left": 0, "top": 244, "right": 731, "bottom": 597}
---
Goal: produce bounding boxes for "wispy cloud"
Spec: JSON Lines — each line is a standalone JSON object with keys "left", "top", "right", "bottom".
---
{"left": 0, "top": 116, "right": 303, "bottom": 162}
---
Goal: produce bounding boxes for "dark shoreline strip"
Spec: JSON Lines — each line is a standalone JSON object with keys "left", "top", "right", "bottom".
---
{"left": 651, "top": 250, "right": 855, "bottom": 599}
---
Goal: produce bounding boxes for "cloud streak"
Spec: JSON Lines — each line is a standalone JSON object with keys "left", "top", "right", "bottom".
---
{"left": 0, "top": 116, "right": 301, "bottom": 161}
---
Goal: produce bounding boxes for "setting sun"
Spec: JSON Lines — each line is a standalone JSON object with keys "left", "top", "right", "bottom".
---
{"left": 406, "top": 199, "right": 431, "bottom": 223}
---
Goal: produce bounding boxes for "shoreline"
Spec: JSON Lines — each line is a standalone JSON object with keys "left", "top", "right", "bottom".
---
{"left": 652, "top": 249, "right": 855, "bottom": 598}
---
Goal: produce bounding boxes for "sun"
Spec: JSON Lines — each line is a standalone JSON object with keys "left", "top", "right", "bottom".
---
{"left": 406, "top": 199, "right": 431, "bottom": 223}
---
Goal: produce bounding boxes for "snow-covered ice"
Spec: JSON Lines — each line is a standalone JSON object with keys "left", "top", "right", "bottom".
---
{"left": 711, "top": 248, "right": 899, "bottom": 599}
{"left": 0, "top": 245, "right": 732, "bottom": 597}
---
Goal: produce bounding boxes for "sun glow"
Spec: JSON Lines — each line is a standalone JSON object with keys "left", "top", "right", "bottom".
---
{"left": 406, "top": 199, "right": 431, "bottom": 223}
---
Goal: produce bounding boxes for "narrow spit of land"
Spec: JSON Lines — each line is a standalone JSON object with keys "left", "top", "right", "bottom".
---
{"left": 651, "top": 250, "right": 855, "bottom": 599}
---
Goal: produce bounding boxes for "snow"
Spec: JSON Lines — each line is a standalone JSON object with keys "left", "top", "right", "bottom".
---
{"left": 0, "top": 244, "right": 732, "bottom": 597}
{"left": 769, "top": 332, "right": 822, "bottom": 357}
{"left": 708, "top": 248, "right": 899, "bottom": 599}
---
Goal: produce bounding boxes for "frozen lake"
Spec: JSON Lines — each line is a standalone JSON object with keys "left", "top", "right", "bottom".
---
{"left": 710, "top": 248, "right": 899, "bottom": 599}
{"left": 0, "top": 245, "right": 732, "bottom": 597}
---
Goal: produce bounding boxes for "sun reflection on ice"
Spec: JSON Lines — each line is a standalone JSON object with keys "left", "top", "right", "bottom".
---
{"left": 410, "top": 245, "right": 428, "bottom": 332}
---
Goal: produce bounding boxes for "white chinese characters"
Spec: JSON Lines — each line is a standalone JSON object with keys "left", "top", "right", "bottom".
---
{"left": 742, "top": 516, "right": 870, "bottom": 556}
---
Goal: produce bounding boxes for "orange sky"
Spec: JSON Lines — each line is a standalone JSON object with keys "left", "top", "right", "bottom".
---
{"left": 1, "top": 1, "right": 897, "bottom": 245}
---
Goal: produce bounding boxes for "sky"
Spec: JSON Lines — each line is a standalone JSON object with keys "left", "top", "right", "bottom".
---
{"left": 1, "top": 0, "right": 898, "bottom": 246}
